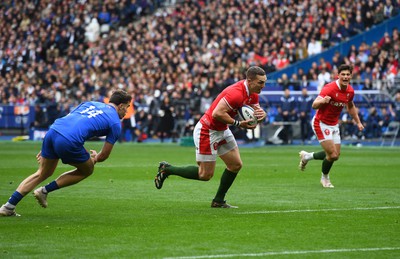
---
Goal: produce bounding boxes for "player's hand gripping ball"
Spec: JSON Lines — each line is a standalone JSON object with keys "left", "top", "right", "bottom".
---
{"left": 238, "top": 105, "right": 257, "bottom": 126}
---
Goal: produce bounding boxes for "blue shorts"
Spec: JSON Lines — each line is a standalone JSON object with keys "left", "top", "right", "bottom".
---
{"left": 41, "top": 129, "right": 90, "bottom": 164}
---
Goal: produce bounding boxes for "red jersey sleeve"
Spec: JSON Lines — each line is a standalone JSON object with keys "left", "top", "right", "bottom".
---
{"left": 223, "top": 87, "right": 244, "bottom": 110}
{"left": 319, "top": 84, "right": 332, "bottom": 98}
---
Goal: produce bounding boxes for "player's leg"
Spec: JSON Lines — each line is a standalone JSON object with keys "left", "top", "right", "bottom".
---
{"left": 154, "top": 161, "right": 201, "bottom": 189}
{"left": 0, "top": 156, "right": 58, "bottom": 216}
{"left": 33, "top": 158, "right": 95, "bottom": 208}
{"left": 0, "top": 131, "right": 60, "bottom": 216}
{"left": 154, "top": 121, "right": 217, "bottom": 189}
{"left": 34, "top": 131, "right": 96, "bottom": 207}
{"left": 155, "top": 152, "right": 217, "bottom": 184}
{"left": 56, "top": 159, "right": 95, "bottom": 187}
{"left": 299, "top": 118, "right": 326, "bottom": 171}
{"left": 298, "top": 149, "right": 326, "bottom": 171}
{"left": 320, "top": 140, "right": 340, "bottom": 161}
{"left": 319, "top": 140, "right": 339, "bottom": 188}
{"left": 299, "top": 118, "right": 332, "bottom": 171}
{"left": 19, "top": 157, "right": 59, "bottom": 196}
{"left": 197, "top": 161, "right": 216, "bottom": 180}
{"left": 319, "top": 125, "right": 342, "bottom": 188}
{"left": 211, "top": 131, "right": 241, "bottom": 208}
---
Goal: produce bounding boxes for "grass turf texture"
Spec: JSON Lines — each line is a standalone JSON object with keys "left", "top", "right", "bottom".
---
{"left": 0, "top": 141, "right": 399, "bottom": 258}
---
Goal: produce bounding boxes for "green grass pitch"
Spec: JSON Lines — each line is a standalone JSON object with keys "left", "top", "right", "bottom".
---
{"left": 0, "top": 141, "right": 399, "bottom": 258}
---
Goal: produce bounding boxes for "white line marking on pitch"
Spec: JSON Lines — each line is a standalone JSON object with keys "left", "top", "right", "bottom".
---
{"left": 164, "top": 247, "right": 400, "bottom": 259}
{"left": 235, "top": 206, "right": 400, "bottom": 215}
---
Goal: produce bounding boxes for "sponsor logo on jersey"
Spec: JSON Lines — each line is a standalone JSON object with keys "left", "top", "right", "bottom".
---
{"left": 329, "top": 100, "right": 346, "bottom": 107}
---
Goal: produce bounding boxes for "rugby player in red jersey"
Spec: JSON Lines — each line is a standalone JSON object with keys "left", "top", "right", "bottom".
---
{"left": 299, "top": 64, "right": 364, "bottom": 188}
{"left": 154, "top": 66, "right": 267, "bottom": 208}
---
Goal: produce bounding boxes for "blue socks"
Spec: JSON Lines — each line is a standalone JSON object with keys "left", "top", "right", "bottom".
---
{"left": 5, "top": 181, "right": 59, "bottom": 208}
{"left": 44, "top": 181, "right": 60, "bottom": 193}
{"left": 7, "top": 191, "right": 24, "bottom": 206}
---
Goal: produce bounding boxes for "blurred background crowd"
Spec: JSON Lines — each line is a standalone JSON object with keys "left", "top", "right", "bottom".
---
{"left": 0, "top": 0, "right": 399, "bottom": 143}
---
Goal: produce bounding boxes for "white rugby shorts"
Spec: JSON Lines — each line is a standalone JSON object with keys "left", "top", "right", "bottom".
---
{"left": 311, "top": 117, "right": 341, "bottom": 144}
{"left": 193, "top": 122, "right": 237, "bottom": 162}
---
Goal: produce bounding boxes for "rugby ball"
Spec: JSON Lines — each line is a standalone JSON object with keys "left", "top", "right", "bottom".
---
{"left": 237, "top": 105, "right": 257, "bottom": 125}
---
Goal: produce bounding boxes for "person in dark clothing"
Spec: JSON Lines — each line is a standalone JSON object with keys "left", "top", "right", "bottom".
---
{"left": 157, "top": 96, "right": 174, "bottom": 142}
{"left": 278, "top": 89, "right": 297, "bottom": 144}
{"left": 365, "top": 107, "right": 382, "bottom": 138}
{"left": 31, "top": 104, "right": 47, "bottom": 129}
{"left": 297, "top": 88, "right": 313, "bottom": 144}
{"left": 135, "top": 109, "right": 149, "bottom": 142}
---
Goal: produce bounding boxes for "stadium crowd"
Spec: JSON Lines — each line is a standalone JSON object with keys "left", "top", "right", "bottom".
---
{"left": 0, "top": 0, "right": 399, "bottom": 142}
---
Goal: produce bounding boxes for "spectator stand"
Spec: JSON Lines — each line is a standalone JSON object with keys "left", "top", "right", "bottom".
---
{"left": 0, "top": 1, "right": 399, "bottom": 146}
{"left": 267, "top": 13, "right": 400, "bottom": 86}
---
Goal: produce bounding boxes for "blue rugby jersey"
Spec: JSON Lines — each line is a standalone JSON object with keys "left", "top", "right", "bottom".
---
{"left": 50, "top": 102, "right": 121, "bottom": 144}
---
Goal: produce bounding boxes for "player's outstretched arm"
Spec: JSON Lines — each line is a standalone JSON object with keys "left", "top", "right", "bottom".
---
{"left": 93, "top": 142, "right": 114, "bottom": 163}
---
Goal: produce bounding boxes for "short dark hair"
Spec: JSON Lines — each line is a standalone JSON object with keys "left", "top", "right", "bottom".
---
{"left": 109, "top": 89, "right": 132, "bottom": 105}
{"left": 246, "top": 66, "right": 266, "bottom": 79}
{"left": 338, "top": 64, "right": 353, "bottom": 74}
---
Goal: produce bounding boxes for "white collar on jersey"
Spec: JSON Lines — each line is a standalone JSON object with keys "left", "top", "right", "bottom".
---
{"left": 244, "top": 80, "right": 250, "bottom": 96}
{"left": 335, "top": 79, "right": 348, "bottom": 91}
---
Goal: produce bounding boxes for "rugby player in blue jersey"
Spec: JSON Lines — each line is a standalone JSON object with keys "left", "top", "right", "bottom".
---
{"left": 0, "top": 89, "right": 131, "bottom": 216}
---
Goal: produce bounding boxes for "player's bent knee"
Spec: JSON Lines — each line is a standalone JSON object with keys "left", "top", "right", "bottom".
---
{"left": 229, "top": 162, "right": 242, "bottom": 172}
{"left": 198, "top": 171, "right": 213, "bottom": 181}
{"left": 74, "top": 161, "right": 95, "bottom": 177}
{"left": 328, "top": 153, "right": 340, "bottom": 161}
{"left": 85, "top": 168, "right": 95, "bottom": 176}
{"left": 76, "top": 167, "right": 94, "bottom": 178}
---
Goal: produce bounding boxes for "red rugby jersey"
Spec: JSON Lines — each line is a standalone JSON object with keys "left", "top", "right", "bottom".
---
{"left": 200, "top": 80, "right": 259, "bottom": 131}
{"left": 315, "top": 80, "right": 355, "bottom": 125}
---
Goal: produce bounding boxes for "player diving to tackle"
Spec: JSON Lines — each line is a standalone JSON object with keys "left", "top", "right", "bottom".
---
{"left": 0, "top": 90, "right": 132, "bottom": 216}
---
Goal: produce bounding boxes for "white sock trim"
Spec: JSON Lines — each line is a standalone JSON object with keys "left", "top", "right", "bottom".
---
{"left": 5, "top": 202, "right": 16, "bottom": 209}
{"left": 321, "top": 173, "right": 330, "bottom": 179}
